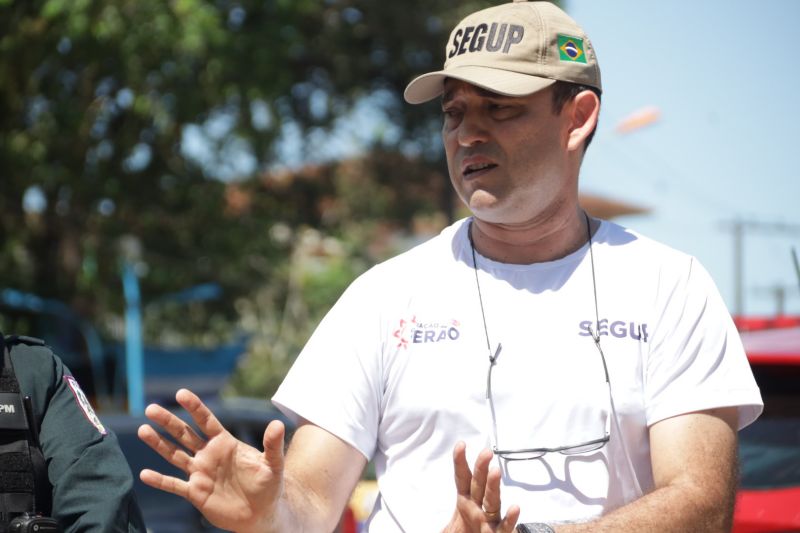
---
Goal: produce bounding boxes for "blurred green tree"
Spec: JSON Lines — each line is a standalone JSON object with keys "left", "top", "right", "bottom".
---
{"left": 0, "top": 0, "right": 509, "bottom": 397}
{"left": 0, "top": 0, "right": 493, "bottom": 314}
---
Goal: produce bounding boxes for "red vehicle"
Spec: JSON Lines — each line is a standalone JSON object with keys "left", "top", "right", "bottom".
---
{"left": 734, "top": 321, "right": 800, "bottom": 533}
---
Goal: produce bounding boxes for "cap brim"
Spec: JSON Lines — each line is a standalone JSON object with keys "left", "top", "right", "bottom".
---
{"left": 404, "top": 65, "right": 557, "bottom": 104}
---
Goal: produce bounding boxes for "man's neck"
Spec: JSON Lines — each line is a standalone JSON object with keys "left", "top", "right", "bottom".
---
{"left": 470, "top": 209, "right": 594, "bottom": 265}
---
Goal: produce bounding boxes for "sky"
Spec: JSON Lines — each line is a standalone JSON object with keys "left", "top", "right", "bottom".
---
{"left": 563, "top": 0, "right": 800, "bottom": 317}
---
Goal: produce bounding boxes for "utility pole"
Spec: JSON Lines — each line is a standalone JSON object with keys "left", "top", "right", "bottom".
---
{"left": 721, "top": 219, "right": 800, "bottom": 316}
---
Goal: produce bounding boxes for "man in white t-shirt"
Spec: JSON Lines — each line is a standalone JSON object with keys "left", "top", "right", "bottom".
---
{"left": 136, "top": 2, "right": 763, "bottom": 532}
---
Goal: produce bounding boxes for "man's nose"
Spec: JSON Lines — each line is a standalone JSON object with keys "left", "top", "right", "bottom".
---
{"left": 457, "top": 112, "right": 490, "bottom": 147}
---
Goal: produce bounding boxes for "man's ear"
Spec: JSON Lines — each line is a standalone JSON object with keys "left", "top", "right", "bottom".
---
{"left": 566, "top": 90, "right": 600, "bottom": 152}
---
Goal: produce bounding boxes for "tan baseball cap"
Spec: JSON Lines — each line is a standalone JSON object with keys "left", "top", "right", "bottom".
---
{"left": 404, "top": 0, "right": 601, "bottom": 104}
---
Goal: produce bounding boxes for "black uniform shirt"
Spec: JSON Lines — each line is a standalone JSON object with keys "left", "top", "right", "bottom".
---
{"left": 9, "top": 338, "right": 146, "bottom": 532}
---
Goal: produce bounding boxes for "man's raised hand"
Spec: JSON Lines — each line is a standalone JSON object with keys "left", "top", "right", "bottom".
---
{"left": 444, "top": 442, "right": 520, "bottom": 533}
{"left": 138, "top": 388, "right": 286, "bottom": 533}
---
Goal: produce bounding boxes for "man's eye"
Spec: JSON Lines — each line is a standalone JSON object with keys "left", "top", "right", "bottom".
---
{"left": 490, "top": 104, "right": 519, "bottom": 118}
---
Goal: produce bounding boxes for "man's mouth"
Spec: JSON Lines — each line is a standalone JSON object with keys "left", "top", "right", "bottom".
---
{"left": 463, "top": 162, "right": 497, "bottom": 176}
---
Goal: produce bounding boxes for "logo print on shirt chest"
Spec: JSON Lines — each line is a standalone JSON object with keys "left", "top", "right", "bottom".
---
{"left": 393, "top": 316, "right": 462, "bottom": 349}
{"left": 578, "top": 319, "right": 649, "bottom": 342}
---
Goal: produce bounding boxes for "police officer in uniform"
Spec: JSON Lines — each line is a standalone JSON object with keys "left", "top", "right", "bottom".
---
{"left": 0, "top": 333, "right": 145, "bottom": 532}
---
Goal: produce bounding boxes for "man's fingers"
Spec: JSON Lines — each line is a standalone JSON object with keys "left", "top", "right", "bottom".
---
{"left": 469, "top": 448, "right": 493, "bottom": 507}
{"left": 139, "top": 468, "right": 190, "bottom": 500}
{"left": 450, "top": 444, "right": 517, "bottom": 533}
{"left": 144, "top": 402, "right": 206, "bottom": 453}
{"left": 176, "top": 388, "right": 227, "bottom": 438}
{"left": 262, "top": 419, "right": 286, "bottom": 469}
{"left": 482, "top": 465, "right": 502, "bottom": 517}
{"left": 499, "top": 504, "right": 521, "bottom": 533}
{"left": 452, "top": 441, "right": 472, "bottom": 496}
{"left": 138, "top": 424, "right": 193, "bottom": 472}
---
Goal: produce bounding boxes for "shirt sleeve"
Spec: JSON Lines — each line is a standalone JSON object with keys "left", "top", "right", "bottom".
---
{"left": 644, "top": 257, "right": 763, "bottom": 429}
{"left": 13, "top": 344, "right": 147, "bottom": 532}
{"left": 272, "top": 268, "right": 385, "bottom": 460}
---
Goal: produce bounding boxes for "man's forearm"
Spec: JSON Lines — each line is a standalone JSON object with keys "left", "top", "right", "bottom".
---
{"left": 243, "top": 422, "right": 366, "bottom": 533}
{"left": 549, "top": 408, "right": 740, "bottom": 533}
{"left": 552, "top": 480, "right": 736, "bottom": 533}
{"left": 241, "top": 475, "right": 337, "bottom": 533}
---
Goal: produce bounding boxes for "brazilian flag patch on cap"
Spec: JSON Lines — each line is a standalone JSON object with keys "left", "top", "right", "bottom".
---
{"left": 558, "top": 34, "right": 587, "bottom": 63}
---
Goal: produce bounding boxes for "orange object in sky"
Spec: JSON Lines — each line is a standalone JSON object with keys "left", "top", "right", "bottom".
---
{"left": 615, "top": 106, "right": 661, "bottom": 134}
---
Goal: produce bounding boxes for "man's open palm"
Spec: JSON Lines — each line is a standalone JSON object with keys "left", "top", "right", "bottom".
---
{"left": 138, "top": 389, "right": 286, "bottom": 532}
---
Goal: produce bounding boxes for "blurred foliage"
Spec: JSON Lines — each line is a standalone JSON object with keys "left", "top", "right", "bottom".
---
{"left": 0, "top": 0, "right": 506, "bottom": 399}
{"left": 227, "top": 148, "right": 451, "bottom": 397}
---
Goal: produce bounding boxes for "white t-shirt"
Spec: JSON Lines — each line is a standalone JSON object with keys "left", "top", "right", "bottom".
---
{"left": 272, "top": 218, "right": 762, "bottom": 532}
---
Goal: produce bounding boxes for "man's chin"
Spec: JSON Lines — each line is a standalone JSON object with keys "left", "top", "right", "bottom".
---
{"left": 467, "top": 201, "right": 509, "bottom": 225}
{"left": 466, "top": 194, "right": 503, "bottom": 218}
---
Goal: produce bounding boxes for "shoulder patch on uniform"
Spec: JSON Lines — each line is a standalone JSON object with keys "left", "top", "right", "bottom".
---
{"left": 63, "top": 375, "right": 107, "bottom": 435}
